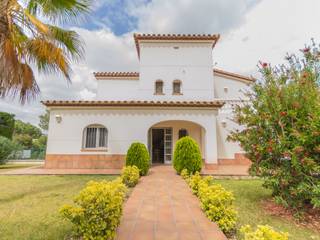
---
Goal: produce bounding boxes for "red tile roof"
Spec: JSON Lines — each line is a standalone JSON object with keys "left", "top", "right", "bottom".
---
{"left": 42, "top": 100, "right": 224, "bottom": 108}
{"left": 134, "top": 33, "right": 220, "bottom": 58}
{"left": 94, "top": 72, "right": 139, "bottom": 78}
{"left": 213, "top": 69, "right": 256, "bottom": 82}
{"left": 94, "top": 68, "right": 255, "bottom": 82}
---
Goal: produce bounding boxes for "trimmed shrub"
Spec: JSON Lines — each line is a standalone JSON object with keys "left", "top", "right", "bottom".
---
{"left": 173, "top": 136, "right": 202, "bottom": 174}
{"left": 240, "top": 225, "right": 289, "bottom": 240}
{"left": 126, "top": 142, "right": 150, "bottom": 176}
{"left": 121, "top": 165, "right": 140, "bottom": 187}
{"left": 188, "top": 172, "right": 202, "bottom": 195}
{"left": 60, "top": 178, "right": 127, "bottom": 240}
{"left": 198, "top": 181, "right": 237, "bottom": 234}
{"left": 180, "top": 168, "right": 190, "bottom": 180}
{"left": 0, "top": 136, "right": 16, "bottom": 164}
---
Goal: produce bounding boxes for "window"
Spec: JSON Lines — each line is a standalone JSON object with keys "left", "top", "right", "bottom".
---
{"left": 178, "top": 129, "right": 188, "bottom": 139}
{"left": 173, "top": 80, "right": 182, "bottom": 94}
{"left": 83, "top": 125, "right": 108, "bottom": 149}
{"left": 155, "top": 80, "right": 164, "bottom": 95}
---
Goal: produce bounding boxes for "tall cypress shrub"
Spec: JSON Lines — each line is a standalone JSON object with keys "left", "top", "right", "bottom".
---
{"left": 173, "top": 136, "right": 202, "bottom": 174}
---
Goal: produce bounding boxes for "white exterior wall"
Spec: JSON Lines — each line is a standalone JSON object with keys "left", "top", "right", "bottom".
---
{"left": 47, "top": 108, "right": 219, "bottom": 163}
{"left": 214, "top": 75, "right": 251, "bottom": 159}
{"left": 95, "top": 42, "right": 215, "bottom": 101}
{"left": 96, "top": 79, "right": 139, "bottom": 100}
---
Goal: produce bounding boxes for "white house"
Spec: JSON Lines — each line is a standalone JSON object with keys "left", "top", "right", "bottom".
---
{"left": 42, "top": 33, "right": 254, "bottom": 169}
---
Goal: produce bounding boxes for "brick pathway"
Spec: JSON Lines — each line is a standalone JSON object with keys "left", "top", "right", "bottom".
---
{"left": 116, "top": 165, "right": 227, "bottom": 240}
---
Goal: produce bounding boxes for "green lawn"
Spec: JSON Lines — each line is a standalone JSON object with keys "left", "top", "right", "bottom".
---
{"left": 217, "top": 179, "right": 320, "bottom": 240}
{"left": 0, "top": 164, "right": 40, "bottom": 173}
{"left": 0, "top": 175, "right": 116, "bottom": 240}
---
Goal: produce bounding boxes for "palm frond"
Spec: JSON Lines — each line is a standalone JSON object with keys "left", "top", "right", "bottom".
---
{"left": 48, "top": 25, "right": 84, "bottom": 60}
{"left": 27, "top": 0, "right": 91, "bottom": 23}
{"left": 26, "top": 37, "right": 71, "bottom": 79}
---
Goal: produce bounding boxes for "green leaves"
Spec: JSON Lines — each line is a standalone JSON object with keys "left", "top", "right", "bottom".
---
{"left": 229, "top": 42, "right": 320, "bottom": 212}
{"left": 1, "top": 0, "right": 90, "bottom": 103}
{"left": 173, "top": 136, "right": 202, "bottom": 174}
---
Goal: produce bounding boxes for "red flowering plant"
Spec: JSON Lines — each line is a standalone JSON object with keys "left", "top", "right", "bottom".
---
{"left": 228, "top": 41, "right": 320, "bottom": 213}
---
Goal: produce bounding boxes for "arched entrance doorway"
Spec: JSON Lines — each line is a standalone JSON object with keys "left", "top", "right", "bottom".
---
{"left": 147, "top": 120, "right": 206, "bottom": 164}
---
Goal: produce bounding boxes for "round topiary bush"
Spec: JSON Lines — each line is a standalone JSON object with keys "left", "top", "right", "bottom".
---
{"left": 173, "top": 136, "right": 202, "bottom": 174}
{"left": 126, "top": 142, "right": 150, "bottom": 176}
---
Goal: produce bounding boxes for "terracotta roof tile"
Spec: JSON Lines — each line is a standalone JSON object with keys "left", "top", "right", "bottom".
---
{"left": 94, "top": 72, "right": 139, "bottom": 78}
{"left": 94, "top": 68, "right": 255, "bottom": 82}
{"left": 42, "top": 100, "right": 224, "bottom": 108}
{"left": 213, "top": 69, "right": 256, "bottom": 82}
{"left": 134, "top": 33, "right": 220, "bottom": 58}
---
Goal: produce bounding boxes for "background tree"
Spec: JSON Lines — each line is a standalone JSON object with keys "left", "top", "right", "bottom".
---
{"left": 39, "top": 109, "right": 49, "bottom": 131}
{"left": 0, "top": 112, "right": 15, "bottom": 139}
{"left": 13, "top": 120, "right": 42, "bottom": 149}
{"left": 229, "top": 41, "right": 320, "bottom": 212}
{"left": 0, "top": 0, "right": 91, "bottom": 103}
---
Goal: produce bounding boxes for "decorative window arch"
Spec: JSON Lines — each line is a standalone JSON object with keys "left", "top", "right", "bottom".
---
{"left": 173, "top": 80, "right": 182, "bottom": 95}
{"left": 155, "top": 80, "right": 164, "bottom": 95}
{"left": 178, "top": 128, "right": 188, "bottom": 139}
{"left": 83, "top": 124, "right": 108, "bottom": 149}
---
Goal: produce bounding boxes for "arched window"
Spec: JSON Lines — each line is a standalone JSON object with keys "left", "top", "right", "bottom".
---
{"left": 178, "top": 128, "right": 188, "bottom": 139}
{"left": 155, "top": 80, "right": 164, "bottom": 95}
{"left": 83, "top": 124, "right": 108, "bottom": 149}
{"left": 173, "top": 80, "right": 182, "bottom": 95}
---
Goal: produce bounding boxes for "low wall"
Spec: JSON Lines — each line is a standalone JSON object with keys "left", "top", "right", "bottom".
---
{"left": 45, "top": 154, "right": 126, "bottom": 169}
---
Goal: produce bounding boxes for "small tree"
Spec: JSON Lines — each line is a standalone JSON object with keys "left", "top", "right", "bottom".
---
{"left": 229, "top": 41, "right": 320, "bottom": 211}
{"left": 0, "top": 112, "right": 15, "bottom": 139}
{"left": 173, "top": 136, "right": 202, "bottom": 174}
{"left": 126, "top": 142, "right": 150, "bottom": 176}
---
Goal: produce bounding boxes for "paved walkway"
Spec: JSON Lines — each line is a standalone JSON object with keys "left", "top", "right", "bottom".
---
{"left": 0, "top": 164, "right": 248, "bottom": 176}
{"left": 116, "top": 165, "right": 227, "bottom": 240}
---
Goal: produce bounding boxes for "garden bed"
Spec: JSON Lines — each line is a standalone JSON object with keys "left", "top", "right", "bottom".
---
{"left": 217, "top": 179, "right": 320, "bottom": 240}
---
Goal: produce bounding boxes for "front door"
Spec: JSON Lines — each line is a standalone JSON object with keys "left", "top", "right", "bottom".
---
{"left": 151, "top": 128, "right": 173, "bottom": 164}
{"left": 152, "top": 129, "right": 164, "bottom": 164}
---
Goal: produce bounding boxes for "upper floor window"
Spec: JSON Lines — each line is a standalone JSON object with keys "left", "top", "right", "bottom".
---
{"left": 83, "top": 124, "right": 108, "bottom": 149}
{"left": 178, "top": 128, "right": 188, "bottom": 139}
{"left": 173, "top": 80, "right": 182, "bottom": 95}
{"left": 155, "top": 80, "right": 164, "bottom": 95}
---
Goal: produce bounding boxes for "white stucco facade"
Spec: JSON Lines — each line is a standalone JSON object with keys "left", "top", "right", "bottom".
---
{"left": 44, "top": 33, "right": 254, "bottom": 169}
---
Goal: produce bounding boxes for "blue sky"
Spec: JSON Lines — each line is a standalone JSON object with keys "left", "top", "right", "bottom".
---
{"left": 1, "top": 0, "right": 320, "bottom": 125}
{"left": 78, "top": 0, "right": 143, "bottom": 35}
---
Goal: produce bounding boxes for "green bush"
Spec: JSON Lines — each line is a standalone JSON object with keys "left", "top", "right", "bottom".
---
{"left": 188, "top": 172, "right": 202, "bottom": 195}
{"left": 240, "top": 225, "right": 289, "bottom": 240}
{"left": 173, "top": 136, "right": 202, "bottom": 174}
{"left": 0, "top": 112, "right": 15, "bottom": 139}
{"left": 180, "top": 168, "right": 190, "bottom": 180}
{"left": 126, "top": 142, "right": 150, "bottom": 176}
{"left": 60, "top": 178, "right": 127, "bottom": 240}
{"left": 0, "top": 136, "right": 16, "bottom": 164}
{"left": 197, "top": 178, "right": 237, "bottom": 234}
{"left": 229, "top": 42, "right": 320, "bottom": 211}
{"left": 121, "top": 165, "right": 140, "bottom": 187}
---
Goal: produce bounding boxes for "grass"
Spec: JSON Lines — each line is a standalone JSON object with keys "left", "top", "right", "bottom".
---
{"left": 0, "top": 175, "right": 116, "bottom": 240}
{"left": 0, "top": 164, "right": 40, "bottom": 173}
{"left": 217, "top": 179, "right": 320, "bottom": 240}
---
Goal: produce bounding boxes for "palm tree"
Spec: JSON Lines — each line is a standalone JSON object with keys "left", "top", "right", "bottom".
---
{"left": 0, "top": 0, "right": 90, "bottom": 103}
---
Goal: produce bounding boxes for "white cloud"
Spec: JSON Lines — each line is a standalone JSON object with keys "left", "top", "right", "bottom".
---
{"left": 130, "top": 0, "right": 260, "bottom": 34}
{"left": 1, "top": 0, "right": 320, "bottom": 125}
